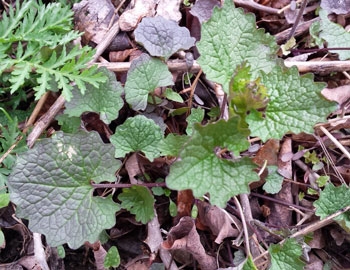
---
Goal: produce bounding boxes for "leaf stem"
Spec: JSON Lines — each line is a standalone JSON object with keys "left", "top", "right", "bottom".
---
{"left": 92, "top": 182, "right": 167, "bottom": 189}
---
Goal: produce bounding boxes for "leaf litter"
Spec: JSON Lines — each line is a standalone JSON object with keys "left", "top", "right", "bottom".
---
{"left": 1, "top": 0, "right": 350, "bottom": 269}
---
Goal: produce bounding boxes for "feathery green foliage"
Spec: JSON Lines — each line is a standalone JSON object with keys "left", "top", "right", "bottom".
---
{"left": 0, "top": 0, "right": 105, "bottom": 101}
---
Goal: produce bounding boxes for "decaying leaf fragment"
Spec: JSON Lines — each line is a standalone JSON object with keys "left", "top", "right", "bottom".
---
{"left": 197, "top": 200, "right": 241, "bottom": 244}
{"left": 119, "top": 0, "right": 157, "bottom": 31}
{"left": 162, "top": 216, "right": 217, "bottom": 270}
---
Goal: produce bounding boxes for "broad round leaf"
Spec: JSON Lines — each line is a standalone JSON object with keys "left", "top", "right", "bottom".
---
{"left": 196, "top": 0, "right": 278, "bottom": 93}
{"left": 166, "top": 117, "right": 258, "bottom": 207}
{"left": 246, "top": 66, "right": 336, "bottom": 142}
{"left": 135, "top": 16, "right": 195, "bottom": 59}
{"left": 124, "top": 54, "right": 174, "bottom": 111}
{"left": 110, "top": 115, "right": 164, "bottom": 161}
{"left": 65, "top": 67, "right": 124, "bottom": 124}
{"left": 8, "top": 131, "right": 121, "bottom": 249}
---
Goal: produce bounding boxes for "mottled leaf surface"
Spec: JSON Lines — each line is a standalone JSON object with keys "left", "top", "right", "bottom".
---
{"left": 65, "top": 67, "right": 124, "bottom": 124}
{"left": 246, "top": 66, "right": 336, "bottom": 142}
{"left": 125, "top": 54, "right": 174, "bottom": 111}
{"left": 320, "top": 0, "right": 350, "bottom": 14}
{"left": 319, "top": 9, "right": 350, "bottom": 60}
{"left": 56, "top": 114, "right": 80, "bottom": 134}
{"left": 166, "top": 117, "right": 258, "bottom": 207}
{"left": 196, "top": 0, "right": 278, "bottom": 93}
{"left": 269, "top": 238, "right": 305, "bottom": 270}
{"left": 104, "top": 246, "right": 120, "bottom": 268}
{"left": 118, "top": 185, "right": 155, "bottom": 224}
{"left": 110, "top": 115, "right": 164, "bottom": 161}
{"left": 186, "top": 108, "right": 205, "bottom": 135}
{"left": 8, "top": 131, "right": 121, "bottom": 249}
{"left": 314, "top": 183, "right": 350, "bottom": 232}
{"left": 263, "top": 166, "right": 284, "bottom": 194}
{"left": 159, "top": 134, "right": 189, "bottom": 157}
{"left": 135, "top": 16, "right": 195, "bottom": 59}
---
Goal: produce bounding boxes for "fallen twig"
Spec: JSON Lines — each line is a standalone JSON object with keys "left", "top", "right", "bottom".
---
{"left": 253, "top": 205, "right": 350, "bottom": 263}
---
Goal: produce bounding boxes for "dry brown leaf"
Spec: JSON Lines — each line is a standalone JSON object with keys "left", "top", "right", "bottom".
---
{"left": 73, "top": 0, "right": 116, "bottom": 44}
{"left": 197, "top": 201, "right": 241, "bottom": 244}
{"left": 162, "top": 216, "right": 217, "bottom": 270}
{"left": 156, "top": 0, "right": 182, "bottom": 22}
{"left": 321, "top": 85, "right": 350, "bottom": 105}
{"left": 127, "top": 261, "right": 150, "bottom": 270}
{"left": 125, "top": 153, "right": 143, "bottom": 184}
{"left": 308, "top": 229, "right": 325, "bottom": 249}
{"left": 305, "top": 253, "right": 324, "bottom": 270}
{"left": 267, "top": 138, "right": 293, "bottom": 227}
{"left": 119, "top": 0, "right": 157, "bottom": 31}
{"left": 252, "top": 139, "right": 280, "bottom": 166}
{"left": 109, "top": 48, "right": 137, "bottom": 62}
{"left": 175, "top": 190, "right": 194, "bottom": 222}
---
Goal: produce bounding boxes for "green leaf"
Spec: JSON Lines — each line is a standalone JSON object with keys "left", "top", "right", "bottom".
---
{"left": 159, "top": 134, "right": 189, "bottom": 157}
{"left": 316, "top": 175, "right": 329, "bottom": 187}
{"left": 196, "top": 0, "right": 278, "bottom": 93}
{"left": 0, "top": 116, "right": 27, "bottom": 169}
{"left": 110, "top": 115, "right": 164, "bottom": 161}
{"left": 309, "top": 21, "right": 324, "bottom": 48}
{"left": 243, "top": 255, "right": 257, "bottom": 270}
{"left": 165, "top": 88, "right": 184, "bottom": 103}
{"left": 228, "top": 63, "right": 268, "bottom": 118}
{"left": 118, "top": 185, "right": 155, "bottom": 224}
{"left": 319, "top": 9, "right": 350, "bottom": 60}
{"left": 0, "top": 0, "right": 104, "bottom": 100}
{"left": 57, "top": 245, "right": 66, "bottom": 259}
{"left": 56, "top": 114, "right": 81, "bottom": 133}
{"left": 64, "top": 68, "right": 124, "bottom": 124}
{"left": 166, "top": 117, "right": 259, "bottom": 207}
{"left": 0, "top": 193, "right": 10, "bottom": 208}
{"left": 0, "top": 229, "right": 4, "bottom": 247}
{"left": 134, "top": 17, "right": 195, "bottom": 60}
{"left": 8, "top": 131, "right": 121, "bottom": 249}
{"left": 269, "top": 238, "right": 306, "bottom": 270}
{"left": 314, "top": 183, "right": 350, "bottom": 232}
{"left": 186, "top": 108, "right": 205, "bottom": 136}
{"left": 191, "top": 204, "right": 198, "bottom": 219}
{"left": 104, "top": 246, "right": 120, "bottom": 268}
{"left": 169, "top": 199, "right": 177, "bottom": 217}
{"left": 263, "top": 166, "right": 284, "bottom": 194}
{"left": 246, "top": 66, "right": 336, "bottom": 142}
{"left": 124, "top": 54, "right": 174, "bottom": 111}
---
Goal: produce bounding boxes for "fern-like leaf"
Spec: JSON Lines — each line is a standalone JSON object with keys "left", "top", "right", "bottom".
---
{"left": 0, "top": 0, "right": 106, "bottom": 101}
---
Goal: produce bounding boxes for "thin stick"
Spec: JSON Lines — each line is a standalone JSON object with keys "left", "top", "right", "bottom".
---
{"left": 107, "top": 0, "right": 126, "bottom": 29}
{"left": 89, "top": 21, "right": 120, "bottom": 64}
{"left": 320, "top": 126, "right": 350, "bottom": 164}
{"left": 278, "top": 0, "right": 303, "bottom": 14}
{"left": 287, "top": 0, "right": 308, "bottom": 41}
{"left": 26, "top": 95, "right": 66, "bottom": 148}
{"left": 233, "top": 0, "right": 279, "bottom": 14}
{"left": 233, "top": 196, "right": 251, "bottom": 257}
{"left": 253, "top": 205, "right": 350, "bottom": 262}
{"left": 187, "top": 69, "right": 202, "bottom": 115}
{"left": 92, "top": 182, "right": 167, "bottom": 189}
{"left": 33, "top": 233, "right": 50, "bottom": 270}
{"left": 284, "top": 60, "right": 350, "bottom": 73}
{"left": 27, "top": 18, "right": 121, "bottom": 148}
{"left": 275, "top": 17, "right": 319, "bottom": 44}
{"left": 0, "top": 91, "right": 50, "bottom": 163}
{"left": 23, "top": 91, "right": 50, "bottom": 134}
{"left": 250, "top": 192, "right": 314, "bottom": 212}
{"left": 100, "top": 59, "right": 350, "bottom": 74}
